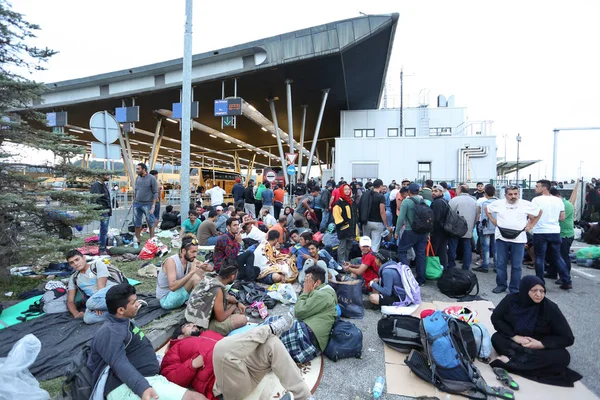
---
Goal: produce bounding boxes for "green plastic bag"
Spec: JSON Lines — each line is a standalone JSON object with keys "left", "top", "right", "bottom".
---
{"left": 425, "top": 240, "right": 443, "bottom": 280}
{"left": 576, "top": 246, "right": 600, "bottom": 259}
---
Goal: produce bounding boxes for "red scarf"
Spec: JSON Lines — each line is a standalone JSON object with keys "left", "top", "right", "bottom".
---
{"left": 339, "top": 184, "right": 353, "bottom": 205}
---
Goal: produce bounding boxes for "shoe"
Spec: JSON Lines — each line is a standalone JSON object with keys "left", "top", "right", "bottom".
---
{"left": 473, "top": 267, "right": 489, "bottom": 273}
{"left": 555, "top": 279, "right": 563, "bottom": 285}
{"left": 269, "top": 312, "right": 294, "bottom": 335}
{"left": 419, "top": 281, "right": 426, "bottom": 287}
{"left": 280, "top": 392, "right": 295, "bottom": 400}
{"left": 559, "top": 283, "right": 573, "bottom": 290}
{"left": 492, "top": 286, "right": 506, "bottom": 294}
{"left": 544, "top": 273, "right": 558, "bottom": 280}
{"left": 526, "top": 264, "right": 535, "bottom": 269}
{"left": 475, "top": 260, "right": 483, "bottom": 267}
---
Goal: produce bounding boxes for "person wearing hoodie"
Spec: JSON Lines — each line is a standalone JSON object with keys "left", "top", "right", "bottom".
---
{"left": 264, "top": 265, "right": 337, "bottom": 364}
{"left": 87, "top": 283, "right": 206, "bottom": 400}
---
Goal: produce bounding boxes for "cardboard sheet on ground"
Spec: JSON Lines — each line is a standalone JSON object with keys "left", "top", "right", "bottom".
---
{"left": 384, "top": 300, "right": 598, "bottom": 400}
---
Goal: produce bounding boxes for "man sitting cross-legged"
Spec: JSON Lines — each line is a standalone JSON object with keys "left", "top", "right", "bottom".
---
{"left": 264, "top": 265, "right": 337, "bottom": 364}
{"left": 156, "top": 234, "right": 211, "bottom": 310}
{"left": 185, "top": 264, "right": 248, "bottom": 336}
{"left": 88, "top": 283, "right": 207, "bottom": 400}
{"left": 161, "top": 320, "right": 315, "bottom": 400}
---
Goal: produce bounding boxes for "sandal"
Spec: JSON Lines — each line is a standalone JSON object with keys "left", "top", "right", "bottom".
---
{"left": 493, "top": 367, "right": 520, "bottom": 391}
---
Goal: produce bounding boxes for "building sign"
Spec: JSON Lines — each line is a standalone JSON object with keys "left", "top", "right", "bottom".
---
{"left": 214, "top": 98, "right": 243, "bottom": 116}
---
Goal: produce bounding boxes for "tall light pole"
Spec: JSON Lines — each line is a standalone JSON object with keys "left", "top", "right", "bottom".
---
{"left": 516, "top": 134, "right": 522, "bottom": 184}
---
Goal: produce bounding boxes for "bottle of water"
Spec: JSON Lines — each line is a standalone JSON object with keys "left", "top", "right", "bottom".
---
{"left": 133, "top": 240, "right": 139, "bottom": 249}
{"left": 373, "top": 376, "right": 385, "bottom": 399}
{"left": 113, "top": 238, "right": 118, "bottom": 247}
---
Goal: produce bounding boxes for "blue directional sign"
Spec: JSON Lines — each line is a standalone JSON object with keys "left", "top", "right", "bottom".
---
{"left": 287, "top": 165, "right": 297, "bottom": 176}
{"left": 214, "top": 98, "right": 243, "bottom": 116}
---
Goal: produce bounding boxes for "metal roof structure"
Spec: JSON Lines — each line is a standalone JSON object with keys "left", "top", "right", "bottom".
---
{"left": 496, "top": 160, "right": 541, "bottom": 176}
{"left": 34, "top": 13, "right": 399, "bottom": 173}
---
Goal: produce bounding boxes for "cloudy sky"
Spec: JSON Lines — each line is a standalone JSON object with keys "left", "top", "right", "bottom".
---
{"left": 12, "top": 0, "right": 600, "bottom": 181}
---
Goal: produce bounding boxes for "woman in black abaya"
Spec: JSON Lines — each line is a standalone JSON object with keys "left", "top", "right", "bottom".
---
{"left": 490, "top": 275, "right": 582, "bottom": 387}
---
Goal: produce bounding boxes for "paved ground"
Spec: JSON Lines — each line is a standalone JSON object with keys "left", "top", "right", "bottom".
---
{"left": 305, "top": 254, "right": 600, "bottom": 400}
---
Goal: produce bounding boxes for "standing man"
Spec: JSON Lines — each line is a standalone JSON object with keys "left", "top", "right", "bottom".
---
{"left": 133, "top": 163, "right": 158, "bottom": 244}
{"left": 548, "top": 188, "right": 575, "bottom": 284}
{"left": 214, "top": 217, "right": 258, "bottom": 280}
{"left": 363, "top": 179, "right": 392, "bottom": 252}
{"left": 244, "top": 179, "right": 256, "bottom": 218}
{"left": 206, "top": 184, "right": 226, "bottom": 207}
{"left": 149, "top": 170, "right": 162, "bottom": 230}
{"left": 90, "top": 174, "right": 112, "bottom": 255}
{"left": 430, "top": 184, "right": 449, "bottom": 268}
{"left": 447, "top": 184, "right": 478, "bottom": 270}
{"left": 473, "top": 182, "right": 486, "bottom": 200}
{"left": 421, "top": 180, "right": 434, "bottom": 203}
{"left": 254, "top": 181, "right": 266, "bottom": 216}
{"left": 485, "top": 186, "right": 541, "bottom": 294}
{"left": 395, "top": 183, "right": 428, "bottom": 285}
{"left": 320, "top": 182, "right": 333, "bottom": 232}
{"left": 473, "top": 184, "right": 498, "bottom": 273}
{"left": 260, "top": 182, "right": 275, "bottom": 217}
{"left": 294, "top": 186, "right": 320, "bottom": 229}
{"left": 273, "top": 184, "right": 285, "bottom": 219}
{"left": 532, "top": 180, "right": 573, "bottom": 289}
{"left": 439, "top": 181, "right": 451, "bottom": 201}
{"left": 232, "top": 177, "right": 245, "bottom": 210}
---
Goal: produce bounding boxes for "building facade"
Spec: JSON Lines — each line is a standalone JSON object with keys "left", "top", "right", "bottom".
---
{"left": 334, "top": 106, "right": 497, "bottom": 184}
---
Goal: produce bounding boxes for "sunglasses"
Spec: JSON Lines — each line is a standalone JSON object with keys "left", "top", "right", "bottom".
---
{"left": 182, "top": 238, "right": 198, "bottom": 248}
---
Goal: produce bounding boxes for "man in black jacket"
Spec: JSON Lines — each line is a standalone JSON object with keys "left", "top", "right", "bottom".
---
{"left": 430, "top": 184, "right": 450, "bottom": 267}
{"left": 90, "top": 174, "right": 112, "bottom": 255}
{"left": 244, "top": 179, "right": 256, "bottom": 218}
{"left": 88, "top": 283, "right": 206, "bottom": 400}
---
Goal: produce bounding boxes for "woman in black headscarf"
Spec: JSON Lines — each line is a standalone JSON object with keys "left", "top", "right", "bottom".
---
{"left": 490, "top": 275, "right": 582, "bottom": 386}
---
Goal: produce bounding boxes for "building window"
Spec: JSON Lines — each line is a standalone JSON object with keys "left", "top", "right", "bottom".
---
{"left": 405, "top": 128, "right": 416, "bottom": 137}
{"left": 387, "top": 128, "right": 398, "bottom": 137}
{"left": 417, "top": 162, "right": 431, "bottom": 181}
{"left": 354, "top": 129, "right": 363, "bottom": 138}
{"left": 366, "top": 129, "right": 375, "bottom": 137}
{"left": 354, "top": 129, "right": 375, "bottom": 138}
{"left": 429, "top": 127, "right": 452, "bottom": 136}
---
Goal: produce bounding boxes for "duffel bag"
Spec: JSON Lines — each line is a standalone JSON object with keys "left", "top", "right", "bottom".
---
{"left": 324, "top": 318, "right": 363, "bottom": 361}
{"left": 437, "top": 268, "right": 479, "bottom": 299}
{"left": 377, "top": 315, "right": 422, "bottom": 353}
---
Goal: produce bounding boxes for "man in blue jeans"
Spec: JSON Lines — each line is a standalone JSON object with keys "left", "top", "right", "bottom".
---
{"left": 532, "top": 180, "right": 573, "bottom": 290}
{"left": 473, "top": 184, "right": 498, "bottom": 273}
{"left": 395, "top": 183, "right": 428, "bottom": 285}
{"left": 447, "top": 184, "right": 478, "bottom": 270}
{"left": 90, "top": 174, "right": 112, "bottom": 255}
{"left": 133, "top": 163, "right": 158, "bottom": 244}
{"left": 485, "top": 186, "right": 541, "bottom": 293}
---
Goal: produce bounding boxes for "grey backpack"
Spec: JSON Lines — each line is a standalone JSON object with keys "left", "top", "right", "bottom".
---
{"left": 41, "top": 288, "right": 68, "bottom": 314}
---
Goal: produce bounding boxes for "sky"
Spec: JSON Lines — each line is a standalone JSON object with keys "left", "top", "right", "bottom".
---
{"left": 10, "top": 0, "right": 600, "bottom": 181}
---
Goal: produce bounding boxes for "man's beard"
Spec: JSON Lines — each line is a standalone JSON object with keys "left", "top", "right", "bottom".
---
{"left": 184, "top": 252, "right": 196, "bottom": 262}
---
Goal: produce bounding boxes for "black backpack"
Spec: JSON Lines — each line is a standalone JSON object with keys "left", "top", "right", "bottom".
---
{"left": 443, "top": 204, "right": 469, "bottom": 237}
{"left": 409, "top": 197, "right": 434, "bottom": 233}
{"left": 377, "top": 315, "right": 422, "bottom": 353}
{"left": 358, "top": 190, "right": 373, "bottom": 225}
{"left": 437, "top": 268, "right": 479, "bottom": 299}
{"left": 323, "top": 318, "right": 363, "bottom": 361}
{"left": 62, "top": 345, "right": 94, "bottom": 400}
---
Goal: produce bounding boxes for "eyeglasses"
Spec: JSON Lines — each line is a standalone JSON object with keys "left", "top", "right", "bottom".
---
{"left": 529, "top": 289, "right": 546, "bottom": 295}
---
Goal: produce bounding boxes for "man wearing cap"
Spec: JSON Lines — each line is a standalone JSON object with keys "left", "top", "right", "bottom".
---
{"left": 447, "top": 184, "right": 478, "bottom": 270}
{"left": 342, "top": 236, "right": 380, "bottom": 290}
{"left": 215, "top": 205, "right": 229, "bottom": 234}
{"left": 396, "top": 183, "right": 428, "bottom": 285}
{"left": 232, "top": 177, "right": 245, "bottom": 210}
{"left": 363, "top": 179, "right": 393, "bottom": 252}
{"left": 368, "top": 252, "right": 404, "bottom": 306}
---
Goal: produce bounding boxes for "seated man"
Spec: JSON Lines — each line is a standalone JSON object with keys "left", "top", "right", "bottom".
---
{"left": 368, "top": 252, "right": 405, "bottom": 306}
{"left": 180, "top": 210, "right": 201, "bottom": 237}
{"left": 160, "top": 205, "right": 180, "bottom": 230}
{"left": 197, "top": 209, "right": 222, "bottom": 246}
{"left": 213, "top": 217, "right": 259, "bottom": 281}
{"left": 260, "top": 207, "right": 277, "bottom": 228}
{"left": 265, "top": 266, "right": 337, "bottom": 364}
{"left": 66, "top": 249, "right": 117, "bottom": 324}
{"left": 185, "top": 264, "right": 247, "bottom": 336}
{"left": 88, "top": 283, "right": 206, "bottom": 400}
{"left": 342, "top": 236, "right": 380, "bottom": 291}
{"left": 161, "top": 319, "right": 314, "bottom": 400}
{"left": 156, "top": 234, "right": 209, "bottom": 310}
{"left": 241, "top": 216, "right": 266, "bottom": 242}
{"left": 214, "top": 205, "right": 229, "bottom": 234}
{"left": 290, "top": 231, "right": 314, "bottom": 271}
{"left": 300, "top": 241, "right": 340, "bottom": 284}
{"left": 268, "top": 215, "right": 288, "bottom": 245}
{"left": 254, "top": 230, "right": 298, "bottom": 284}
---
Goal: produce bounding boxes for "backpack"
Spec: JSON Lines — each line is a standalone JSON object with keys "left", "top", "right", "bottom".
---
{"left": 62, "top": 345, "right": 94, "bottom": 400}
{"left": 405, "top": 311, "right": 489, "bottom": 398}
{"left": 41, "top": 287, "right": 68, "bottom": 314}
{"left": 377, "top": 315, "right": 422, "bottom": 353}
{"left": 408, "top": 197, "right": 434, "bottom": 233}
{"left": 73, "top": 260, "right": 126, "bottom": 291}
{"left": 358, "top": 190, "right": 373, "bottom": 225}
{"left": 443, "top": 204, "right": 469, "bottom": 237}
{"left": 437, "top": 268, "right": 479, "bottom": 299}
{"left": 323, "top": 318, "right": 363, "bottom": 361}
{"left": 379, "top": 262, "right": 422, "bottom": 307}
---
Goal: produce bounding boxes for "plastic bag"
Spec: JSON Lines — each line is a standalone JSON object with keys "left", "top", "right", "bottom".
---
{"left": 329, "top": 279, "right": 364, "bottom": 319}
{"left": 266, "top": 283, "right": 297, "bottom": 305}
{"left": 138, "top": 239, "right": 159, "bottom": 260}
{"left": 0, "top": 334, "right": 50, "bottom": 400}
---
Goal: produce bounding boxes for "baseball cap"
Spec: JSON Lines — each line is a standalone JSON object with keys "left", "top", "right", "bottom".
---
{"left": 216, "top": 205, "right": 224, "bottom": 211}
{"left": 373, "top": 252, "right": 387, "bottom": 263}
{"left": 408, "top": 183, "right": 420, "bottom": 193}
{"left": 359, "top": 236, "right": 372, "bottom": 247}
{"left": 235, "top": 177, "right": 241, "bottom": 183}
{"left": 432, "top": 184, "right": 443, "bottom": 191}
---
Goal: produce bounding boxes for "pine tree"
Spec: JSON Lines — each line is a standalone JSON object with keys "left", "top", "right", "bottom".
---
{"left": 0, "top": 1, "right": 106, "bottom": 275}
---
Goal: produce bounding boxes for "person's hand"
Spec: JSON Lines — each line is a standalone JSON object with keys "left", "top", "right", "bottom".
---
{"left": 141, "top": 387, "right": 159, "bottom": 400}
{"left": 237, "top": 302, "right": 246, "bottom": 314}
{"left": 94, "top": 310, "right": 104, "bottom": 316}
{"left": 199, "top": 262, "right": 213, "bottom": 272}
{"left": 522, "top": 337, "right": 544, "bottom": 350}
{"left": 342, "top": 264, "right": 350, "bottom": 272}
{"left": 192, "top": 354, "right": 205, "bottom": 369}
{"left": 394, "top": 233, "right": 399, "bottom": 240}
{"left": 370, "top": 278, "right": 379, "bottom": 286}
{"left": 150, "top": 207, "right": 155, "bottom": 215}
{"left": 73, "top": 311, "right": 85, "bottom": 319}
{"left": 511, "top": 335, "right": 530, "bottom": 345}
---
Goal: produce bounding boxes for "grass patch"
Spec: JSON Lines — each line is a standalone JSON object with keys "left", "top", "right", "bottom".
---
{"left": 0, "top": 275, "right": 43, "bottom": 301}
{"left": 40, "top": 377, "right": 64, "bottom": 398}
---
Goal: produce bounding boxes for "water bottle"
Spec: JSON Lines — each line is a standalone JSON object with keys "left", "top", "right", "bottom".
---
{"left": 133, "top": 240, "right": 139, "bottom": 249}
{"left": 373, "top": 376, "right": 385, "bottom": 399}
{"left": 112, "top": 238, "right": 118, "bottom": 247}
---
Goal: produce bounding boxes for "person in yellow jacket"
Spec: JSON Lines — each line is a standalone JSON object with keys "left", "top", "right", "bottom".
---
{"left": 332, "top": 184, "right": 357, "bottom": 263}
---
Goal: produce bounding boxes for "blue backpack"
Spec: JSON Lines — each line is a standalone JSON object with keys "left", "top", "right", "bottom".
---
{"left": 324, "top": 318, "right": 363, "bottom": 362}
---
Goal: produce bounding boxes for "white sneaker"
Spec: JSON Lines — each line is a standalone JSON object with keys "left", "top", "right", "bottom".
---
{"left": 269, "top": 312, "right": 294, "bottom": 336}
{"left": 281, "top": 393, "right": 295, "bottom": 400}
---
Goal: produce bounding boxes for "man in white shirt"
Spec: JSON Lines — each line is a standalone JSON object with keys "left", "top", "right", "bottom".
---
{"left": 532, "top": 180, "right": 573, "bottom": 290}
{"left": 485, "top": 186, "right": 541, "bottom": 294}
{"left": 206, "top": 185, "right": 226, "bottom": 207}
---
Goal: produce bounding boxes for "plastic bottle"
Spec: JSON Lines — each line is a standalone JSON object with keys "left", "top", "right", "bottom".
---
{"left": 113, "top": 238, "right": 118, "bottom": 247}
{"left": 373, "top": 376, "right": 385, "bottom": 399}
{"left": 133, "top": 240, "right": 139, "bottom": 249}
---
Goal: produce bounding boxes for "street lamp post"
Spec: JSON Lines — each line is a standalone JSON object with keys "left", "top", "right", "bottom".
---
{"left": 516, "top": 134, "right": 522, "bottom": 185}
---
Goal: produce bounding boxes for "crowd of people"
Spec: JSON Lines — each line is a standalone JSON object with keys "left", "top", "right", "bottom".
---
{"left": 81, "top": 169, "right": 584, "bottom": 399}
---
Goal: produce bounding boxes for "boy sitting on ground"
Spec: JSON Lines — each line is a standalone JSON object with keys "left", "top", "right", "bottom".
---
{"left": 254, "top": 230, "right": 298, "bottom": 284}
{"left": 342, "top": 236, "right": 380, "bottom": 291}
{"left": 368, "top": 252, "right": 405, "bottom": 306}
{"left": 185, "top": 264, "right": 247, "bottom": 336}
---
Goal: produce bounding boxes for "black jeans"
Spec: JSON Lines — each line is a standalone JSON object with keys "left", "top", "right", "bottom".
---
{"left": 235, "top": 250, "right": 259, "bottom": 281}
{"left": 430, "top": 231, "right": 449, "bottom": 267}
{"left": 546, "top": 236, "right": 574, "bottom": 278}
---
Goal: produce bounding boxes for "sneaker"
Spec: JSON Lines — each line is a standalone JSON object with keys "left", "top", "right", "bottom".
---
{"left": 280, "top": 392, "right": 295, "bottom": 400}
{"left": 559, "top": 283, "right": 573, "bottom": 290}
{"left": 473, "top": 267, "right": 489, "bottom": 273}
{"left": 269, "top": 312, "right": 294, "bottom": 336}
{"left": 555, "top": 279, "right": 563, "bottom": 285}
{"left": 475, "top": 260, "right": 483, "bottom": 267}
{"left": 492, "top": 286, "right": 506, "bottom": 294}
{"left": 544, "top": 273, "right": 558, "bottom": 280}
